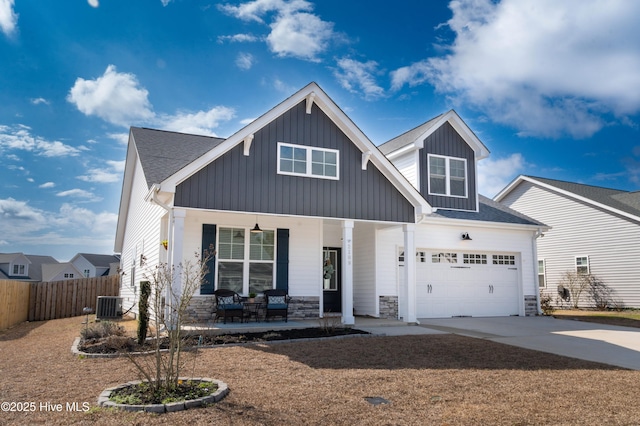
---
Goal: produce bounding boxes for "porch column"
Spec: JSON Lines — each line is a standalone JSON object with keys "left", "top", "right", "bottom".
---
{"left": 341, "top": 220, "right": 355, "bottom": 325}
{"left": 402, "top": 224, "right": 417, "bottom": 323}
{"left": 167, "top": 208, "right": 186, "bottom": 328}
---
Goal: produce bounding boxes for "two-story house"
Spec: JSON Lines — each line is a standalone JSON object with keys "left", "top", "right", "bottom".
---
{"left": 114, "top": 82, "right": 546, "bottom": 323}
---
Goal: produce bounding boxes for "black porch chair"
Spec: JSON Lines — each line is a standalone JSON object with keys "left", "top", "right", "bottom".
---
{"left": 213, "top": 289, "right": 244, "bottom": 323}
{"left": 264, "top": 289, "right": 290, "bottom": 322}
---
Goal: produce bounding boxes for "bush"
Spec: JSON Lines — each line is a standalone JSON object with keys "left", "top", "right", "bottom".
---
{"left": 586, "top": 275, "right": 616, "bottom": 310}
{"left": 81, "top": 321, "right": 125, "bottom": 341}
{"left": 539, "top": 293, "right": 554, "bottom": 315}
{"left": 137, "top": 280, "right": 151, "bottom": 344}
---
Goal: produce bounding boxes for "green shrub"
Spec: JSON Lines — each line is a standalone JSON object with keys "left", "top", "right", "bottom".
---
{"left": 138, "top": 280, "right": 151, "bottom": 344}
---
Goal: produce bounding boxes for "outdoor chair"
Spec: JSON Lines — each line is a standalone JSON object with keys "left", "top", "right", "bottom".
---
{"left": 213, "top": 289, "right": 244, "bottom": 323}
{"left": 264, "top": 289, "right": 290, "bottom": 322}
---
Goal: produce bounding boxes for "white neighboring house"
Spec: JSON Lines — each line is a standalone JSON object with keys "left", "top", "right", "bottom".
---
{"left": 0, "top": 253, "right": 58, "bottom": 282}
{"left": 70, "top": 253, "right": 121, "bottom": 278}
{"left": 114, "top": 82, "right": 547, "bottom": 324}
{"left": 41, "top": 263, "right": 85, "bottom": 282}
{"left": 495, "top": 175, "right": 640, "bottom": 308}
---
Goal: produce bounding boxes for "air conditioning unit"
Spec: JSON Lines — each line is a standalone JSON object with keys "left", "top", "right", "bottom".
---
{"left": 96, "top": 296, "right": 123, "bottom": 320}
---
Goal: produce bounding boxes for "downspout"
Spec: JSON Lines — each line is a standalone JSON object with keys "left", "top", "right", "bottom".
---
{"left": 532, "top": 228, "right": 544, "bottom": 315}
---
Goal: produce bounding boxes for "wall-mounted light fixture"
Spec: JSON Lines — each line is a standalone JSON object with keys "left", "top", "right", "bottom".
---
{"left": 251, "top": 215, "right": 263, "bottom": 233}
{"left": 461, "top": 232, "right": 472, "bottom": 241}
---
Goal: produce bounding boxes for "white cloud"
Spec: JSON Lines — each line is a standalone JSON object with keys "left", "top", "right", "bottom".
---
{"left": 235, "top": 52, "right": 255, "bottom": 70}
{"left": 0, "top": 125, "right": 81, "bottom": 157}
{"left": 219, "top": 0, "right": 335, "bottom": 61}
{"left": 39, "top": 182, "right": 56, "bottom": 188}
{"left": 0, "top": 198, "right": 47, "bottom": 229}
{"left": 217, "top": 34, "right": 260, "bottom": 43}
{"left": 56, "top": 188, "right": 101, "bottom": 201}
{"left": 67, "top": 65, "right": 154, "bottom": 127}
{"left": 334, "top": 58, "right": 385, "bottom": 101}
{"left": 87, "top": 0, "right": 99, "bottom": 8}
{"left": 391, "top": 0, "right": 640, "bottom": 139}
{"left": 0, "top": 0, "right": 17, "bottom": 36}
{"left": 160, "top": 106, "right": 235, "bottom": 136}
{"left": 107, "top": 132, "right": 129, "bottom": 145}
{"left": 31, "top": 97, "right": 50, "bottom": 105}
{"left": 77, "top": 159, "right": 124, "bottom": 183}
{"left": 477, "top": 153, "right": 526, "bottom": 197}
{"left": 161, "top": 0, "right": 172, "bottom": 6}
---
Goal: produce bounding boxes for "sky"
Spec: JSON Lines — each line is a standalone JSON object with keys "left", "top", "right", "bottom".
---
{"left": 1, "top": 0, "right": 640, "bottom": 261}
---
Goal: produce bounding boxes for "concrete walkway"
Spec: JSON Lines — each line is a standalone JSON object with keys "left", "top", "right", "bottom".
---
{"left": 415, "top": 316, "right": 640, "bottom": 371}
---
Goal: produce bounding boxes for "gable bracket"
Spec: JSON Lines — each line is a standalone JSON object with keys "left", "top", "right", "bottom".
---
{"left": 243, "top": 134, "right": 254, "bottom": 156}
{"left": 305, "top": 92, "right": 316, "bottom": 114}
{"left": 361, "top": 151, "right": 372, "bottom": 170}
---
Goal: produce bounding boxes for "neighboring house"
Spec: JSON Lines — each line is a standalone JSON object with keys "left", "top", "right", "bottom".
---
{"left": 70, "top": 253, "right": 121, "bottom": 278}
{"left": 0, "top": 253, "right": 59, "bottom": 282}
{"left": 495, "top": 175, "right": 640, "bottom": 308}
{"left": 41, "top": 263, "right": 85, "bottom": 282}
{"left": 115, "top": 82, "right": 546, "bottom": 324}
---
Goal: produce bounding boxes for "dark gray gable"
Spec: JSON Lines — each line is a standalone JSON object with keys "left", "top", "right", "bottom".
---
{"left": 175, "top": 100, "right": 415, "bottom": 222}
{"left": 419, "top": 122, "right": 477, "bottom": 211}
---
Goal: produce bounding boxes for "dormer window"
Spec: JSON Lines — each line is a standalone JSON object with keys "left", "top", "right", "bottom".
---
{"left": 13, "top": 264, "right": 26, "bottom": 275}
{"left": 428, "top": 154, "right": 467, "bottom": 197}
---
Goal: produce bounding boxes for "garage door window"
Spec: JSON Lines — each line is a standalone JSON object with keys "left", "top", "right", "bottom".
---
{"left": 463, "top": 253, "right": 487, "bottom": 264}
{"left": 432, "top": 253, "right": 458, "bottom": 263}
{"left": 493, "top": 255, "right": 515, "bottom": 265}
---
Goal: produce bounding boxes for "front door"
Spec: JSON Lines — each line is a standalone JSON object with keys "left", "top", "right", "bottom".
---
{"left": 322, "top": 247, "right": 341, "bottom": 313}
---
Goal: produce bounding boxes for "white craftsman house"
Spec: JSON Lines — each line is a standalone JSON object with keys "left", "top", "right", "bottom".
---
{"left": 495, "top": 175, "right": 640, "bottom": 308}
{"left": 115, "top": 82, "right": 546, "bottom": 324}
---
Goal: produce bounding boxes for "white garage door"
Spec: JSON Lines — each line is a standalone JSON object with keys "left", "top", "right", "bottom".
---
{"left": 413, "top": 251, "right": 520, "bottom": 318}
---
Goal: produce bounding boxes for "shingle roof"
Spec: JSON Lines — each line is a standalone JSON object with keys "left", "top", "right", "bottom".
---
{"left": 525, "top": 176, "right": 640, "bottom": 219}
{"left": 76, "top": 253, "right": 120, "bottom": 267}
{"left": 378, "top": 114, "right": 443, "bottom": 155}
{"left": 131, "top": 127, "right": 225, "bottom": 188}
{"left": 428, "top": 195, "right": 546, "bottom": 226}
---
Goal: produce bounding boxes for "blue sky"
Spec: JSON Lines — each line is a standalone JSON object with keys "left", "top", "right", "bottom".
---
{"left": 1, "top": 0, "right": 640, "bottom": 261}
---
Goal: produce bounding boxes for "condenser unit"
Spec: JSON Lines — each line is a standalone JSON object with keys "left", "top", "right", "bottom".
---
{"left": 96, "top": 296, "right": 123, "bottom": 320}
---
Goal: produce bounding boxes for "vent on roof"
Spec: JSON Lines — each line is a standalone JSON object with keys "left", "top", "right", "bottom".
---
{"left": 96, "top": 296, "right": 123, "bottom": 320}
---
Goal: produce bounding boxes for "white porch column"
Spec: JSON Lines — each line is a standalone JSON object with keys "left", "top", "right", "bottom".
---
{"left": 167, "top": 208, "right": 186, "bottom": 328}
{"left": 402, "top": 224, "right": 417, "bottom": 323}
{"left": 341, "top": 220, "right": 355, "bottom": 325}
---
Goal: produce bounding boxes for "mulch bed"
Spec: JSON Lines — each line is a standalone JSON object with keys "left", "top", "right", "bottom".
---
{"left": 553, "top": 314, "right": 640, "bottom": 329}
{"left": 79, "top": 327, "right": 369, "bottom": 354}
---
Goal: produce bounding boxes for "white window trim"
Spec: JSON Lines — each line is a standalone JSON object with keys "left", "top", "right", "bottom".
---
{"left": 575, "top": 255, "right": 590, "bottom": 275}
{"left": 214, "top": 226, "right": 277, "bottom": 296}
{"left": 427, "top": 154, "right": 468, "bottom": 198}
{"left": 277, "top": 142, "right": 340, "bottom": 180}
{"left": 12, "top": 263, "right": 26, "bottom": 276}
{"left": 538, "top": 259, "right": 546, "bottom": 288}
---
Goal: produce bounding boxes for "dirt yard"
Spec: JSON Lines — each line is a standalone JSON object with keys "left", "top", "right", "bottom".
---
{"left": 1, "top": 316, "right": 639, "bottom": 425}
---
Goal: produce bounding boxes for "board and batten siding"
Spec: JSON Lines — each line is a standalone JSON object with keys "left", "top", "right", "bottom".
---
{"left": 175, "top": 101, "right": 415, "bottom": 223}
{"left": 419, "top": 122, "right": 477, "bottom": 211}
{"left": 119, "top": 158, "right": 167, "bottom": 314}
{"left": 501, "top": 181, "right": 640, "bottom": 308}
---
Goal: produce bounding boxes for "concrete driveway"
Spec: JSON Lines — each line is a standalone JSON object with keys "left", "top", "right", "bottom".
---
{"left": 416, "top": 316, "right": 640, "bottom": 370}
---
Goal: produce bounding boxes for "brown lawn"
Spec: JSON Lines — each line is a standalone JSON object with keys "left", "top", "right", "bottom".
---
{"left": 1, "top": 316, "right": 639, "bottom": 425}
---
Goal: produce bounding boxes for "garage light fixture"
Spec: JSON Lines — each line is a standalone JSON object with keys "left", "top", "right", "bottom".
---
{"left": 461, "top": 232, "right": 472, "bottom": 241}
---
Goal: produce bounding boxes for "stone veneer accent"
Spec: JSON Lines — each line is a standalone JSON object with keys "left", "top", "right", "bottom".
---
{"left": 184, "top": 295, "right": 321, "bottom": 322}
{"left": 379, "top": 295, "right": 398, "bottom": 319}
{"left": 524, "top": 295, "right": 538, "bottom": 316}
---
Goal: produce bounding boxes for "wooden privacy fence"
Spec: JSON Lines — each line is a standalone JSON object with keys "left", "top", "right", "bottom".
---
{"left": 0, "top": 280, "right": 31, "bottom": 330}
{"left": 28, "top": 275, "right": 120, "bottom": 321}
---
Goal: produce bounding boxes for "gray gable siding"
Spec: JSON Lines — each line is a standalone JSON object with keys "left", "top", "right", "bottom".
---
{"left": 175, "top": 101, "right": 415, "bottom": 223}
{"left": 419, "top": 122, "right": 477, "bottom": 211}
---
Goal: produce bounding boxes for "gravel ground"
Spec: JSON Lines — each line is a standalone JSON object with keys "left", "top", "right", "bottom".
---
{"left": 1, "top": 316, "right": 639, "bottom": 425}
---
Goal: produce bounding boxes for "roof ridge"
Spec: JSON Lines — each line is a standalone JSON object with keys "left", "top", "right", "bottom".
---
{"left": 525, "top": 175, "right": 627, "bottom": 193}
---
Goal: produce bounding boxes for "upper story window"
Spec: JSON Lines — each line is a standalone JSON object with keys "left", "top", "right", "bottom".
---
{"left": 83, "top": 269, "right": 91, "bottom": 278}
{"left": 278, "top": 142, "right": 339, "bottom": 180}
{"left": 428, "top": 154, "right": 467, "bottom": 197}
{"left": 12, "top": 264, "right": 26, "bottom": 275}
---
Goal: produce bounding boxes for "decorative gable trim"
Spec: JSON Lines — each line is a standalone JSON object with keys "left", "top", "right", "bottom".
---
{"left": 161, "top": 82, "right": 431, "bottom": 217}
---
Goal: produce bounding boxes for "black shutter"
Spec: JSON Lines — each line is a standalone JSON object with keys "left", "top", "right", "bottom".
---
{"left": 276, "top": 228, "right": 289, "bottom": 291}
{"left": 201, "top": 224, "right": 216, "bottom": 294}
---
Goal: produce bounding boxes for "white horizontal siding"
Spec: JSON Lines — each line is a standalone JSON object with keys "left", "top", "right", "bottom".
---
{"left": 182, "top": 211, "right": 323, "bottom": 297}
{"left": 119, "top": 159, "right": 166, "bottom": 314}
{"left": 502, "top": 181, "right": 640, "bottom": 308}
{"left": 389, "top": 151, "right": 419, "bottom": 190}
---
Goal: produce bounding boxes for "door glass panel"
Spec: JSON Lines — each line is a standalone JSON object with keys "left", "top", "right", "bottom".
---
{"left": 323, "top": 249, "right": 338, "bottom": 291}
